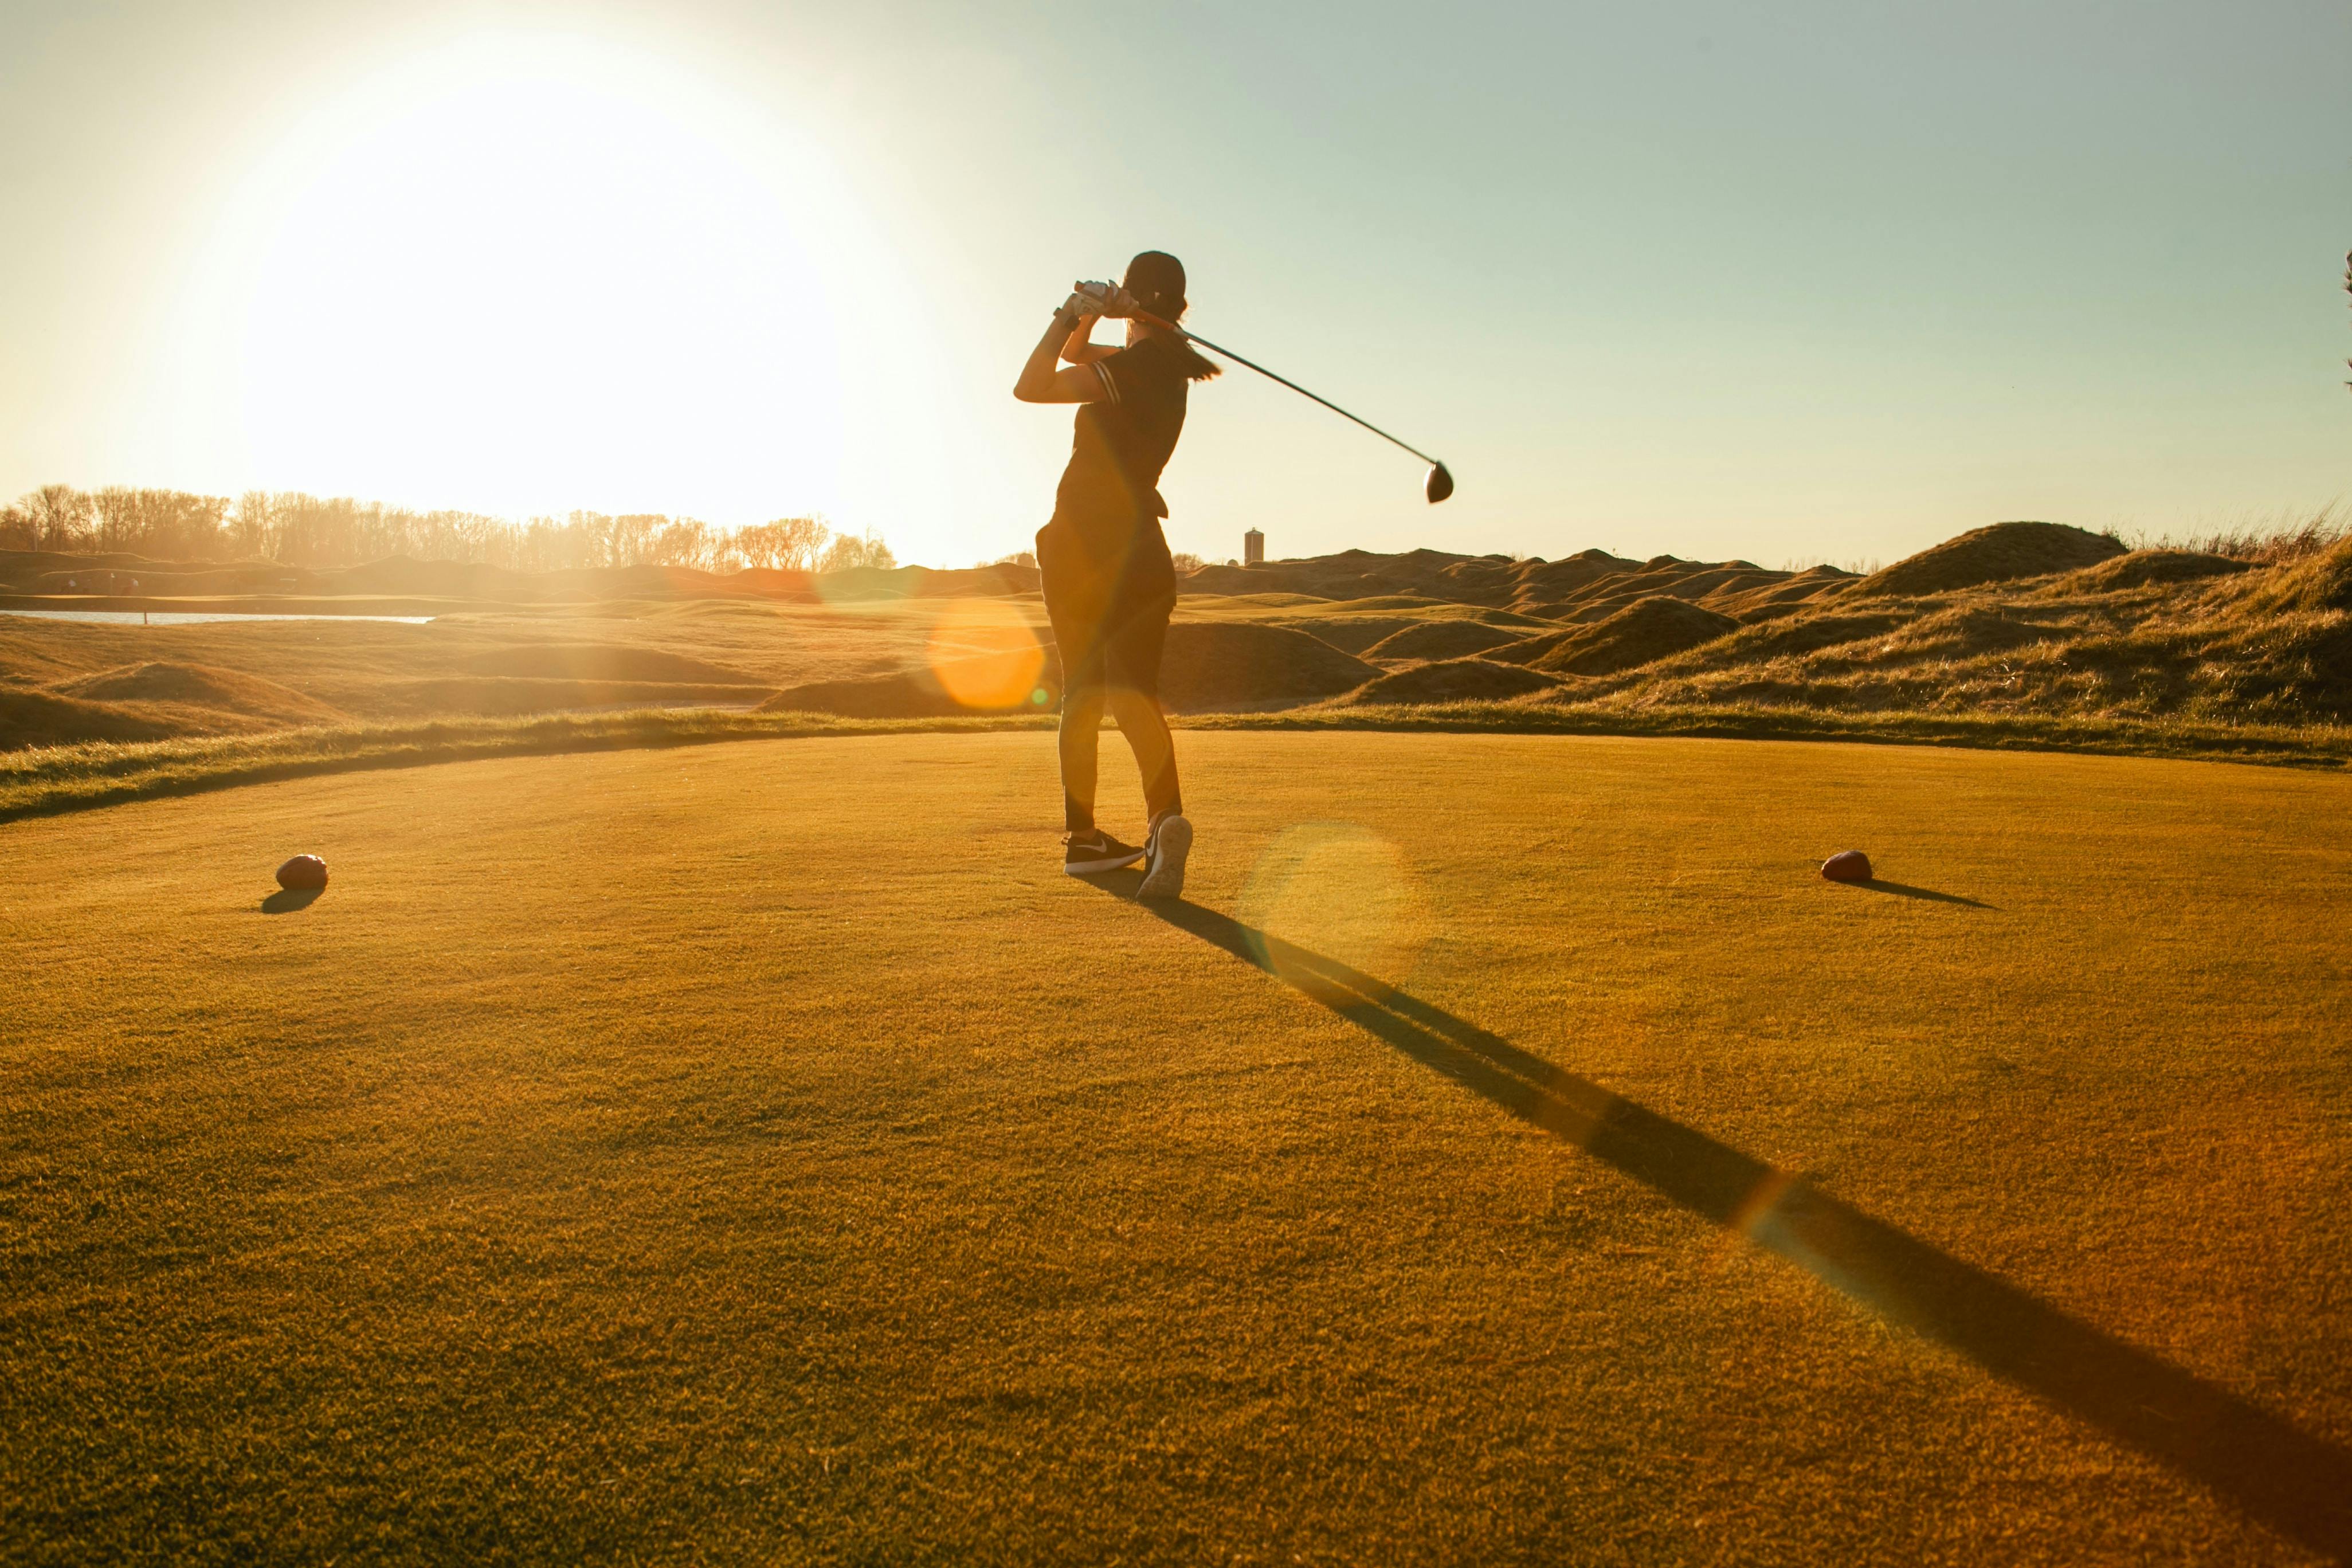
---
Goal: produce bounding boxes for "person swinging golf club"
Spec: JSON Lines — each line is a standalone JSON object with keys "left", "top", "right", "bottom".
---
{"left": 1014, "top": 250, "right": 1219, "bottom": 896}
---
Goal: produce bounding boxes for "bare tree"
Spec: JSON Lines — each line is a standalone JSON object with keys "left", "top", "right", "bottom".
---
{"left": 736, "top": 516, "right": 831, "bottom": 571}
{"left": 227, "top": 492, "right": 274, "bottom": 558}
{"left": 0, "top": 483, "right": 894, "bottom": 578}
{"left": 92, "top": 487, "right": 142, "bottom": 552}
{"left": 91, "top": 488, "right": 229, "bottom": 556}
{"left": 25, "top": 484, "right": 94, "bottom": 551}
{"left": 818, "top": 528, "right": 897, "bottom": 573}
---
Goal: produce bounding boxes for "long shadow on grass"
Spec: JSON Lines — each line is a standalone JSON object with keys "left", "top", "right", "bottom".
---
{"left": 1854, "top": 879, "right": 1996, "bottom": 908}
{"left": 1089, "top": 878, "right": 2352, "bottom": 1562}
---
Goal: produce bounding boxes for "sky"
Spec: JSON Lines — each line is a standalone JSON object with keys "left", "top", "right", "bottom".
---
{"left": 1, "top": 0, "right": 2347, "bottom": 570}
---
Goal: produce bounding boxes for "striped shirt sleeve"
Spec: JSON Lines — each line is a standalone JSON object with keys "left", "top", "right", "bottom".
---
{"left": 1093, "top": 360, "right": 1121, "bottom": 405}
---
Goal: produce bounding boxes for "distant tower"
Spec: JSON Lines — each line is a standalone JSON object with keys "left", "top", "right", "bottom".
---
{"left": 1243, "top": 528, "right": 1264, "bottom": 566}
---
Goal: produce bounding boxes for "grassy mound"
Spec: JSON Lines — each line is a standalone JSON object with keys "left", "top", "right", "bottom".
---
{"left": 0, "top": 687, "right": 184, "bottom": 750}
{"left": 29, "top": 564, "right": 304, "bottom": 595}
{"left": 7, "top": 517, "right": 2349, "bottom": 754}
{"left": 57, "top": 660, "right": 343, "bottom": 724}
{"left": 2064, "top": 550, "right": 2249, "bottom": 593}
{"left": 1673, "top": 610, "right": 1916, "bottom": 668}
{"left": 764, "top": 624, "right": 1373, "bottom": 719}
{"left": 2249, "top": 535, "right": 2352, "bottom": 616}
{"left": 372, "top": 676, "right": 777, "bottom": 718}
{"left": 1362, "top": 621, "right": 1530, "bottom": 661}
{"left": 1858, "top": 521, "right": 2125, "bottom": 597}
{"left": 759, "top": 657, "right": 1034, "bottom": 719}
{"left": 1176, "top": 548, "right": 1852, "bottom": 622}
{"left": 7, "top": 662, "right": 343, "bottom": 750}
{"left": 457, "top": 642, "right": 766, "bottom": 685}
{"left": 1344, "top": 657, "right": 1561, "bottom": 705}
{"left": 1250, "top": 617, "right": 1421, "bottom": 654}
{"left": 1512, "top": 596, "right": 1743, "bottom": 676}
{"left": 1873, "top": 603, "right": 2072, "bottom": 661}
{"left": 1158, "top": 622, "right": 1376, "bottom": 712}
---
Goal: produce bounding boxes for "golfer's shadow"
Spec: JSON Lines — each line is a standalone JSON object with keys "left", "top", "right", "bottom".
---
{"left": 1083, "top": 876, "right": 2352, "bottom": 1562}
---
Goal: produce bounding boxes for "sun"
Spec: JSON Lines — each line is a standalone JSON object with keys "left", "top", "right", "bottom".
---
{"left": 167, "top": 30, "right": 959, "bottom": 548}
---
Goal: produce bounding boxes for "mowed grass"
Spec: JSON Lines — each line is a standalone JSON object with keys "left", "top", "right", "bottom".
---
{"left": 3, "top": 732, "right": 2349, "bottom": 1565}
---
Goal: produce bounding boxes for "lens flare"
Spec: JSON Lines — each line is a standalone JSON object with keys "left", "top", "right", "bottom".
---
{"left": 923, "top": 598, "right": 1049, "bottom": 710}
{"left": 1236, "top": 823, "right": 1435, "bottom": 997}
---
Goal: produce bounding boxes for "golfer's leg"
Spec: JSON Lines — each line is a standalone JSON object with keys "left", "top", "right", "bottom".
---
{"left": 1106, "top": 685, "right": 1179, "bottom": 825}
{"left": 1059, "top": 685, "right": 1107, "bottom": 833}
{"left": 1038, "top": 532, "right": 1114, "bottom": 837}
{"left": 1106, "top": 593, "right": 1182, "bottom": 824}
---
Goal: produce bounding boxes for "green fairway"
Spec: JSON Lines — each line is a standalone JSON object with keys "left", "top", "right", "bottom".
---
{"left": 3, "top": 732, "right": 2349, "bottom": 1563}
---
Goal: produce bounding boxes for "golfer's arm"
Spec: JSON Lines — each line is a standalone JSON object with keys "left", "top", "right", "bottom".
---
{"left": 1060, "top": 319, "right": 1114, "bottom": 365}
{"left": 1014, "top": 312, "right": 1108, "bottom": 403}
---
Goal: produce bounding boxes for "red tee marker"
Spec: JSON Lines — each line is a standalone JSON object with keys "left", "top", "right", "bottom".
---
{"left": 1821, "top": 850, "right": 1872, "bottom": 883}
{"left": 275, "top": 855, "right": 329, "bottom": 891}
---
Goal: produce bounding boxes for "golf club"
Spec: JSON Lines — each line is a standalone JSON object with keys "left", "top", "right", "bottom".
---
{"left": 1104, "top": 289, "right": 1455, "bottom": 504}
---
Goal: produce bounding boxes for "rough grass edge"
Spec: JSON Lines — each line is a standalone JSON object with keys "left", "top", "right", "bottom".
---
{"left": 1199, "top": 700, "right": 2352, "bottom": 767}
{"left": 0, "top": 709, "right": 1056, "bottom": 825}
{"left": 5, "top": 699, "right": 2346, "bottom": 826}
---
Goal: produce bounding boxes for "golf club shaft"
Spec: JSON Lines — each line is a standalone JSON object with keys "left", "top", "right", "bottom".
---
{"left": 1129, "top": 309, "right": 1441, "bottom": 469}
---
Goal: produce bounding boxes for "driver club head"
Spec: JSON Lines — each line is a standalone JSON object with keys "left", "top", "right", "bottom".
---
{"left": 1425, "top": 462, "right": 1455, "bottom": 504}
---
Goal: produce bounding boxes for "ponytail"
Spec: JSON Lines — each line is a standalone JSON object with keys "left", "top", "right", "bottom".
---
{"left": 1122, "top": 249, "right": 1223, "bottom": 382}
{"left": 1167, "top": 335, "right": 1222, "bottom": 382}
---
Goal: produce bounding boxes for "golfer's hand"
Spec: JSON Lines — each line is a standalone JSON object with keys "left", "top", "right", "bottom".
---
{"left": 1057, "top": 291, "right": 1097, "bottom": 324}
{"left": 1073, "top": 280, "right": 1135, "bottom": 318}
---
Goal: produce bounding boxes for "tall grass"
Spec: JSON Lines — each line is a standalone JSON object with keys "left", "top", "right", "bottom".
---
{"left": 2134, "top": 503, "right": 2348, "bottom": 563}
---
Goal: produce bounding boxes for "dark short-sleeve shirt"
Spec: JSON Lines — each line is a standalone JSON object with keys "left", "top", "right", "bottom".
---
{"left": 1051, "top": 335, "right": 1190, "bottom": 538}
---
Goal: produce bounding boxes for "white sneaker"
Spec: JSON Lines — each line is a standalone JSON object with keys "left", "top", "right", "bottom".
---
{"left": 1138, "top": 814, "right": 1192, "bottom": 900}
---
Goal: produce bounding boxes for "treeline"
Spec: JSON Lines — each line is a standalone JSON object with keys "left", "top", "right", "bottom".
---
{"left": 0, "top": 484, "right": 896, "bottom": 574}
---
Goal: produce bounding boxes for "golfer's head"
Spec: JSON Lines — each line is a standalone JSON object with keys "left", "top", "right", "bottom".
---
{"left": 1123, "top": 251, "right": 1187, "bottom": 322}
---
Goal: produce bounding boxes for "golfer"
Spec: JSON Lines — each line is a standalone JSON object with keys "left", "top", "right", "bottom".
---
{"left": 1014, "top": 250, "right": 1219, "bottom": 897}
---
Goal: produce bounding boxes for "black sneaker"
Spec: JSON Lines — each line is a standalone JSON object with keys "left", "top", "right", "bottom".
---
{"left": 1064, "top": 829, "right": 1145, "bottom": 876}
{"left": 1138, "top": 814, "right": 1192, "bottom": 899}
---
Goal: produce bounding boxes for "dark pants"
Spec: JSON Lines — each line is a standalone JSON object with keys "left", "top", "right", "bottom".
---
{"left": 1037, "top": 520, "right": 1182, "bottom": 834}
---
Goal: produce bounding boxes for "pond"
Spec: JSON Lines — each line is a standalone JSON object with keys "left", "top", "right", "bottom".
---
{"left": 0, "top": 610, "right": 435, "bottom": 625}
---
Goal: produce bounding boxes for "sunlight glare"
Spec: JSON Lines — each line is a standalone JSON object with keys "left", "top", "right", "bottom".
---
{"left": 168, "top": 32, "right": 965, "bottom": 551}
{"left": 1237, "top": 823, "right": 1437, "bottom": 995}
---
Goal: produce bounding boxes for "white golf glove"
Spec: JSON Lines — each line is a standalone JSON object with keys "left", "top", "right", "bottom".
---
{"left": 1071, "top": 279, "right": 1137, "bottom": 319}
